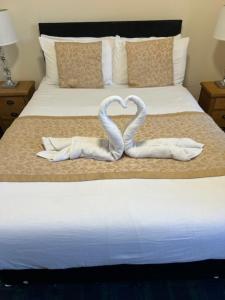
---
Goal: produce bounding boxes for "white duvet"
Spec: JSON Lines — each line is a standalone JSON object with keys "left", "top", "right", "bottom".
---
{"left": 1, "top": 78, "right": 225, "bottom": 270}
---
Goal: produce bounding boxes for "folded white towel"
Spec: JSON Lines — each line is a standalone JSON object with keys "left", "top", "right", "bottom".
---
{"left": 37, "top": 96, "right": 126, "bottom": 162}
{"left": 123, "top": 95, "right": 204, "bottom": 161}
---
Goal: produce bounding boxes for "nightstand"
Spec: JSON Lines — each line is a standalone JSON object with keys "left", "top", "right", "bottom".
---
{"left": 199, "top": 81, "right": 225, "bottom": 129}
{"left": 0, "top": 81, "right": 35, "bottom": 133}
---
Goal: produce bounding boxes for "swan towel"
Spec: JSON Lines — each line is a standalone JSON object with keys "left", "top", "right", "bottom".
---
{"left": 123, "top": 95, "right": 204, "bottom": 161}
{"left": 37, "top": 96, "right": 126, "bottom": 162}
{"left": 37, "top": 95, "right": 203, "bottom": 162}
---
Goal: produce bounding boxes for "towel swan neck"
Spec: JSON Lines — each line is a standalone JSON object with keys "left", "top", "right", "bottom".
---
{"left": 123, "top": 95, "right": 147, "bottom": 154}
{"left": 99, "top": 96, "right": 127, "bottom": 160}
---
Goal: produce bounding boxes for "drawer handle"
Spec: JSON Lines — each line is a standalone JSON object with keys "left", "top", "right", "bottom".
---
{"left": 11, "top": 112, "right": 18, "bottom": 118}
{"left": 7, "top": 100, "right": 15, "bottom": 106}
{"left": 222, "top": 115, "right": 225, "bottom": 120}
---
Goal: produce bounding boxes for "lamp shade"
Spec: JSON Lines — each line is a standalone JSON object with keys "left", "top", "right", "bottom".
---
{"left": 214, "top": 6, "right": 225, "bottom": 40}
{"left": 0, "top": 9, "right": 17, "bottom": 46}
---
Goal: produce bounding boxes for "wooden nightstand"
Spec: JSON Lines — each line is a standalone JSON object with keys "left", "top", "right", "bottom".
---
{"left": 0, "top": 81, "right": 35, "bottom": 133}
{"left": 199, "top": 81, "right": 225, "bottom": 129}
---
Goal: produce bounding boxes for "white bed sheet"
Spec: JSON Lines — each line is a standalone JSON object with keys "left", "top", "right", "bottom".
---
{"left": 21, "top": 79, "right": 202, "bottom": 117}
{"left": 1, "top": 79, "right": 225, "bottom": 270}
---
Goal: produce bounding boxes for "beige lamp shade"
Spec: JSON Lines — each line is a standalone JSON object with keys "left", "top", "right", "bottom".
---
{"left": 0, "top": 9, "right": 17, "bottom": 46}
{"left": 214, "top": 6, "right": 225, "bottom": 40}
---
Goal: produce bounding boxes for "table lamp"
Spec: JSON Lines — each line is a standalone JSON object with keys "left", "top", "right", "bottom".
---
{"left": 0, "top": 9, "right": 17, "bottom": 88}
{"left": 214, "top": 5, "right": 225, "bottom": 88}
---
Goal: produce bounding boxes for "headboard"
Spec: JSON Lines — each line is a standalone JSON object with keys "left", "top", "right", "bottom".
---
{"left": 39, "top": 20, "right": 182, "bottom": 38}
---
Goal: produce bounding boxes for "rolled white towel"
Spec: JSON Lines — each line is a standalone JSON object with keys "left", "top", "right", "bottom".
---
{"left": 127, "top": 140, "right": 203, "bottom": 161}
{"left": 38, "top": 137, "right": 114, "bottom": 162}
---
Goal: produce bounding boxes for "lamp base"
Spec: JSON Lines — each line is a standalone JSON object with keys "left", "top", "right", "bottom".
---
{"left": 215, "top": 80, "right": 225, "bottom": 89}
{"left": 1, "top": 79, "right": 18, "bottom": 89}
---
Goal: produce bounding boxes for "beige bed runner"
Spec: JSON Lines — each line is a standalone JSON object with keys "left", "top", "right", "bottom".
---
{"left": 0, "top": 112, "right": 225, "bottom": 182}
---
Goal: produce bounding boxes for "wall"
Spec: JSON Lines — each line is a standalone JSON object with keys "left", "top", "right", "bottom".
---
{"left": 1, "top": 0, "right": 225, "bottom": 98}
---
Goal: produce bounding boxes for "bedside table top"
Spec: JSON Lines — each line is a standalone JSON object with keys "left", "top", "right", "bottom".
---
{"left": 200, "top": 81, "right": 225, "bottom": 98}
{"left": 0, "top": 81, "right": 35, "bottom": 97}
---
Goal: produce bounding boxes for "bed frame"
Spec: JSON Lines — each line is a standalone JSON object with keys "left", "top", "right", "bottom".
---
{"left": 6, "top": 19, "right": 219, "bottom": 281}
{"left": 39, "top": 19, "right": 182, "bottom": 38}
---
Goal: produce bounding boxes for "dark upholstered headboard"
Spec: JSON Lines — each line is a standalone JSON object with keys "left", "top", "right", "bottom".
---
{"left": 39, "top": 20, "right": 182, "bottom": 38}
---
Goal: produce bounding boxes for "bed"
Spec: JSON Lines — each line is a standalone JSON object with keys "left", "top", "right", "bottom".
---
{"left": 0, "top": 20, "right": 225, "bottom": 272}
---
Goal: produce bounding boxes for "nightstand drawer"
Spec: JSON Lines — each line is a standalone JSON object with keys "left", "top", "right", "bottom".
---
{"left": 0, "top": 81, "right": 35, "bottom": 134}
{"left": 212, "top": 110, "right": 225, "bottom": 127}
{"left": 214, "top": 98, "right": 225, "bottom": 109}
{"left": 0, "top": 118, "right": 14, "bottom": 132}
{"left": 0, "top": 97, "right": 26, "bottom": 119}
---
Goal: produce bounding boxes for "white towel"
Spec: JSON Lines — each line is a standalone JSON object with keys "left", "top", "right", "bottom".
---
{"left": 123, "top": 95, "right": 204, "bottom": 161}
{"left": 37, "top": 96, "right": 126, "bottom": 162}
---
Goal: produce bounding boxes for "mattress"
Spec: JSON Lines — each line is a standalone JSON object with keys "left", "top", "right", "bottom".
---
{"left": 1, "top": 78, "right": 225, "bottom": 270}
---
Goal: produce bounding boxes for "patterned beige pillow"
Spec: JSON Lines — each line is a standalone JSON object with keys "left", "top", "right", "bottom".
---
{"left": 55, "top": 41, "right": 103, "bottom": 88}
{"left": 126, "top": 38, "right": 174, "bottom": 87}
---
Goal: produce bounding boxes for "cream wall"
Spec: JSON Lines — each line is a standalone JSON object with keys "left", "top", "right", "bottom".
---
{"left": 1, "top": 0, "right": 225, "bottom": 98}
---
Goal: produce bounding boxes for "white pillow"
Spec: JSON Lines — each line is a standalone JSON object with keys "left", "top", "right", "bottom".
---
{"left": 112, "top": 35, "right": 189, "bottom": 86}
{"left": 173, "top": 37, "right": 189, "bottom": 85}
{"left": 39, "top": 35, "right": 115, "bottom": 86}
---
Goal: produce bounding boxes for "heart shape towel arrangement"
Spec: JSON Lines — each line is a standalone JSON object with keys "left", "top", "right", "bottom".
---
{"left": 37, "top": 95, "right": 204, "bottom": 162}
